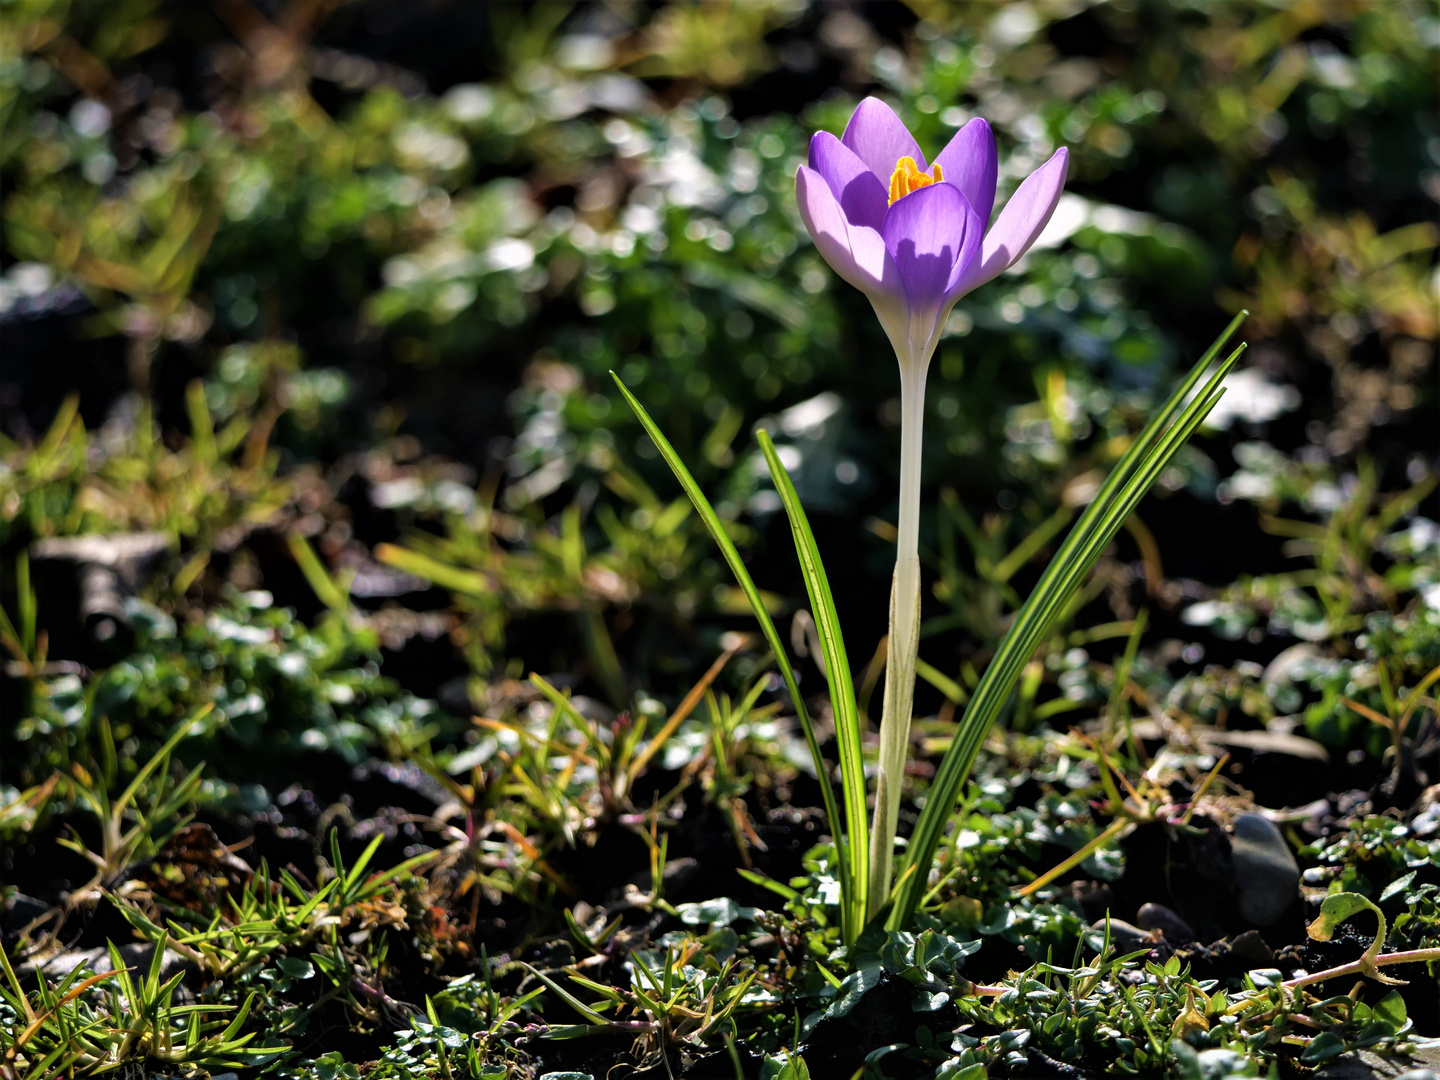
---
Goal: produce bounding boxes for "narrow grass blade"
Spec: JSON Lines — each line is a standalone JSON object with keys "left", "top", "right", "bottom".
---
{"left": 890, "top": 316, "right": 1247, "bottom": 928}
{"left": 756, "top": 428, "right": 869, "bottom": 935}
{"left": 287, "top": 533, "right": 351, "bottom": 614}
{"left": 341, "top": 833, "right": 385, "bottom": 896}
{"left": 114, "top": 704, "right": 210, "bottom": 819}
{"left": 374, "top": 543, "right": 489, "bottom": 594}
{"left": 523, "top": 963, "right": 611, "bottom": 1024}
{"left": 612, "top": 373, "right": 857, "bottom": 941}
{"left": 915, "top": 659, "right": 966, "bottom": 705}
{"left": 626, "top": 642, "right": 738, "bottom": 782}
{"left": 219, "top": 992, "right": 257, "bottom": 1041}
{"left": 18, "top": 551, "right": 36, "bottom": 657}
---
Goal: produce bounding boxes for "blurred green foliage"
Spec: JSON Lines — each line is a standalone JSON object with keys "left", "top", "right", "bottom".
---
{"left": 12, "top": 589, "right": 448, "bottom": 788}
{"left": 3, "top": 0, "right": 1430, "bottom": 472}
{"left": 2, "top": 0, "right": 1431, "bottom": 620}
{"left": 0, "top": 385, "right": 289, "bottom": 548}
{"left": 3, "top": 1, "right": 1436, "bottom": 689}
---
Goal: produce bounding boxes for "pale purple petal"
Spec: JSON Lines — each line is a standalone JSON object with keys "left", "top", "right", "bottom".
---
{"left": 880, "top": 182, "right": 973, "bottom": 310}
{"left": 841, "top": 97, "right": 925, "bottom": 179}
{"left": 797, "top": 97, "right": 1072, "bottom": 372}
{"left": 943, "top": 198, "right": 985, "bottom": 300}
{"left": 951, "top": 147, "right": 1069, "bottom": 296}
{"left": 846, "top": 221, "right": 896, "bottom": 291}
{"left": 796, "top": 165, "right": 896, "bottom": 298}
{"left": 808, "top": 131, "right": 889, "bottom": 231}
{"left": 934, "top": 118, "right": 998, "bottom": 226}
{"left": 795, "top": 165, "right": 861, "bottom": 288}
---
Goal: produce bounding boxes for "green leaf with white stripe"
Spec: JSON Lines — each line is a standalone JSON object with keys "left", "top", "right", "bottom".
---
{"left": 611, "top": 373, "right": 860, "bottom": 943}
{"left": 757, "top": 427, "right": 869, "bottom": 940}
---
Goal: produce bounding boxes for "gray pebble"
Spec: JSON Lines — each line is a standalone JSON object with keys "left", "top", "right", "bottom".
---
{"left": 1231, "top": 812, "right": 1299, "bottom": 926}
{"left": 1317, "top": 1057, "right": 1437, "bottom": 1080}
{"left": 625, "top": 856, "right": 699, "bottom": 894}
{"left": 2, "top": 893, "right": 48, "bottom": 930}
{"left": 1136, "top": 902, "right": 1195, "bottom": 945}
{"left": 1227, "top": 929, "right": 1274, "bottom": 966}
{"left": 21, "top": 942, "right": 191, "bottom": 984}
{"left": 1089, "top": 917, "right": 1155, "bottom": 953}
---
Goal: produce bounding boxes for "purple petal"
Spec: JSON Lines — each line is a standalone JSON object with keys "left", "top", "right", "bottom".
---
{"left": 808, "top": 132, "right": 889, "bottom": 231}
{"left": 951, "top": 147, "right": 1069, "bottom": 296}
{"left": 795, "top": 165, "right": 861, "bottom": 288}
{"left": 934, "top": 118, "right": 998, "bottom": 226}
{"left": 841, "top": 97, "right": 925, "bottom": 180}
{"left": 880, "top": 182, "right": 974, "bottom": 310}
{"left": 944, "top": 198, "right": 985, "bottom": 299}
{"left": 796, "top": 165, "right": 896, "bottom": 297}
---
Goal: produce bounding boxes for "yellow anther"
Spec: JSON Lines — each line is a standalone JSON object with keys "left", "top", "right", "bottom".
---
{"left": 887, "top": 156, "right": 944, "bottom": 205}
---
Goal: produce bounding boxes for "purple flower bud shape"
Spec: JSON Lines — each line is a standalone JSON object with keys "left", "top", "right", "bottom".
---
{"left": 796, "top": 97, "right": 1069, "bottom": 372}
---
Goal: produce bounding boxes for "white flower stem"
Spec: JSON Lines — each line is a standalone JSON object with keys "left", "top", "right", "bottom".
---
{"left": 868, "top": 363, "right": 927, "bottom": 919}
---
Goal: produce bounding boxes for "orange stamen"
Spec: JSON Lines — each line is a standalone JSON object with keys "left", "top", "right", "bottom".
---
{"left": 887, "top": 156, "right": 944, "bottom": 205}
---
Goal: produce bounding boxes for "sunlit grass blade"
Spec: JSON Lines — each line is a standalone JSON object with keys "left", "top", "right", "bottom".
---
{"left": 889, "top": 315, "right": 1248, "bottom": 928}
{"left": 114, "top": 705, "right": 208, "bottom": 820}
{"left": 626, "top": 642, "right": 738, "bottom": 783}
{"left": 611, "top": 372, "right": 858, "bottom": 942}
{"left": 757, "top": 428, "right": 869, "bottom": 934}
{"left": 287, "top": 532, "right": 352, "bottom": 615}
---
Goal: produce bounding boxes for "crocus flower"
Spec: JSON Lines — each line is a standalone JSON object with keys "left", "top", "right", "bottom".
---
{"left": 793, "top": 98, "right": 1068, "bottom": 918}
{"left": 796, "top": 97, "right": 1069, "bottom": 374}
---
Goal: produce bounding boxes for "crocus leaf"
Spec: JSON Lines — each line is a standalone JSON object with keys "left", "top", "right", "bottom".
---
{"left": 611, "top": 373, "right": 859, "bottom": 943}
{"left": 889, "top": 311, "right": 1249, "bottom": 929}
{"left": 757, "top": 427, "right": 869, "bottom": 940}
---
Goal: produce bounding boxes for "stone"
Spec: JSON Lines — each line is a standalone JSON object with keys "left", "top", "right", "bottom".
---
{"left": 1200, "top": 727, "right": 1329, "bottom": 763}
{"left": 1313, "top": 1053, "right": 1436, "bottom": 1080}
{"left": 1089, "top": 917, "right": 1155, "bottom": 953}
{"left": 1230, "top": 812, "right": 1300, "bottom": 926}
{"left": 625, "top": 856, "right": 699, "bottom": 895}
{"left": 2, "top": 893, "right": 49, "bottom": 930}
{"left": 21, "top": 942, "right": 191, "bottom": 984}
{"left": 30, "top": 532, "right": 169, "bottom": 647}
{"left": 1227, "top": 929, "right": 1274, "bottom": 966}
{"left": 1136, "top": 902, "right": 1196, "bottom": 945}
{"left": 1263, "top": 642, "right": 1321, "bottom": 688}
